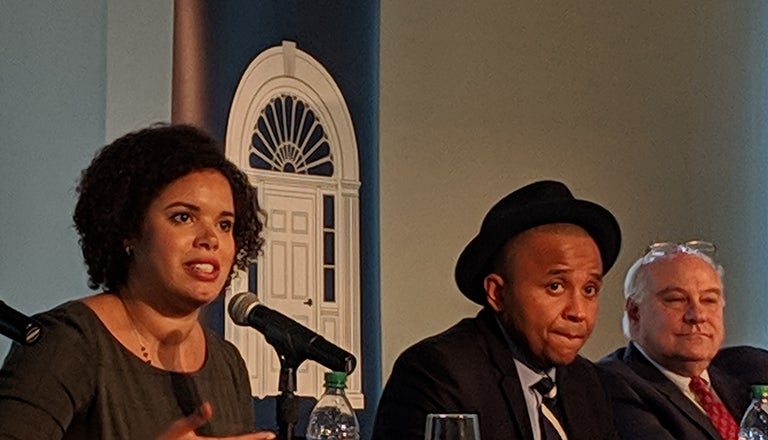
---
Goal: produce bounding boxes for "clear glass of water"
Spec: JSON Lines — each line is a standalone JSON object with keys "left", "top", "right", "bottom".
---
{"left": 424, "top": 413, "right": 481, "bottom": 440}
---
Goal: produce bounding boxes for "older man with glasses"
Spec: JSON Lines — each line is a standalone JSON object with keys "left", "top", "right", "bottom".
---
{"left": 597, "top": 241, "right": 768, "bottom": 440}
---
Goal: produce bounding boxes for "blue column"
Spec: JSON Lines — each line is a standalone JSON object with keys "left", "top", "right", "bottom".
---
{"left": 173, "top": 2, "right": 381, "bottom": 437}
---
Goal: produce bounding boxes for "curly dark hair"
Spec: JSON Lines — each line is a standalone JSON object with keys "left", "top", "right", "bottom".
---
{"left": 73, "top": 123, "right": 265, "bottom": 291}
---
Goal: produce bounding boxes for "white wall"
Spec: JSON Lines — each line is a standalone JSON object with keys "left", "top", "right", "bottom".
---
{"left": 380, "top": 0, "right": 768, "bottom": 378}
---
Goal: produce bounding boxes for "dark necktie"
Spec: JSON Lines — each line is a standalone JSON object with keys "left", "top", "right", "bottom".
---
{"left": 689, "top": 376, "right": 739, "bottom": 440}
{"left": 533, "top": 376, "right": 565, "bottom": 440}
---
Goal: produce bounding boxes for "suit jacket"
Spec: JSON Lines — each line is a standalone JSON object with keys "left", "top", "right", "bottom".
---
{"left": 597, "top": 342, "right": 768, "bottom": 440}
{"left": 372, "top": 308, "right": 618, "bottom": 440}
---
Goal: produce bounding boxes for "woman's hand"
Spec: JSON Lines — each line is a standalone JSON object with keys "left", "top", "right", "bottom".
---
{"left": 158, "top": 402, "right": 277, "bottom": 440}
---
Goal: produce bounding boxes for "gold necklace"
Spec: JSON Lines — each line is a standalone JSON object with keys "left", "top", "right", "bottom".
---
{"left": 120, "top": 297, "right": 153, "bottom": 365}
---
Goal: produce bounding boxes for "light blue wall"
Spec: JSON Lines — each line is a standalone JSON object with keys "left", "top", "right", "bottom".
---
{"left": 105, "top": 0, "right": 172, "bottom": 140}
{"left": 0, "top": 1, "right": 106, "bottom": 356}
{"left": 0, "top": 0, "right": 172, "bottom": 356}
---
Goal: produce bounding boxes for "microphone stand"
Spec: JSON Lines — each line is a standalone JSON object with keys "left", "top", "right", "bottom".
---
{"left": 276, "top": 354, "right": 300, "bottom": 440}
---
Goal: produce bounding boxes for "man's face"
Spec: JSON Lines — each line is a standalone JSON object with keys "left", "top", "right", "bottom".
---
{"left": 629, "top": 253, "right": 725, "bottom": 377}
{"left": 485, "top": 223, "right": 603, "bottom": 366}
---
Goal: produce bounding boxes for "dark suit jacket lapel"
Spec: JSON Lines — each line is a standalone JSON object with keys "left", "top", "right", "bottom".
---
{"left": 478, "top": 309, "right": 533, "bottom": 440}
{"left": 711, "top": 363, "right": 750, "bottom": 421}
{"left": 624, "top": 342, "right": 721, "bottom": 440}
{"left": 558, "top": 363, "right": 599, "bottom": 438}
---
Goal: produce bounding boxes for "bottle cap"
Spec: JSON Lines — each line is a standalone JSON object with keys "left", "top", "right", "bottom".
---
{"left": 325, "top": 371, "right": 348, "bottom": 389}
{"left": 751, "top": 384, "right": 768, "bottom": 398}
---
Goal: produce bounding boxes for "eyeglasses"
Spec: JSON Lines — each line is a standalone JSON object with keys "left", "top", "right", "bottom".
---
{"left": 641, "top": 240, "right": 717, "bottom": 265}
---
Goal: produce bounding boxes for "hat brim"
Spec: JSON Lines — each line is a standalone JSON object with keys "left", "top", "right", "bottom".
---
{"left": 455, "top": 199, "right": 621, "bottom": 305}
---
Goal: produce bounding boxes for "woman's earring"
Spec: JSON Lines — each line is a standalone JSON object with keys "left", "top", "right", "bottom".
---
{"left": 125, "top": 246, "right": 133, "bottom": 257}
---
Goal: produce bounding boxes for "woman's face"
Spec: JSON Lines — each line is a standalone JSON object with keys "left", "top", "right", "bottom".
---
{"left": 127, "top": 169, "right": 236, "bottom": 313}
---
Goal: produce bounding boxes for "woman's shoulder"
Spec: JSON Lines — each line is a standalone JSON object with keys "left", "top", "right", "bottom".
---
{"left": 33, "top": 299, "right": 103, "bottom": 339}
{"left": 200, "top": 327, "right": 250, "bottom": 379}
{"left": 1, "top": 299, "right": 101, "bottom": 391}
{"left": 5, "top": 298, "right": 114, "bottom": 368}
{"left": 203, "top": 327, "right": 243, "bottom": 360}
{"left": 2, "top": 299, "right": 107, "bottom": 366}
{"left": 0, "top": 300, "right": 103, "bottom": 438}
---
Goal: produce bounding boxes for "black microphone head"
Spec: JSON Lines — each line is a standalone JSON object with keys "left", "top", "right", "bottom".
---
{"left": 0, "top": 300, "right": 42, "bottom": 345}
{"left": 228, "top": 292, "right": 260, "bottom": 325}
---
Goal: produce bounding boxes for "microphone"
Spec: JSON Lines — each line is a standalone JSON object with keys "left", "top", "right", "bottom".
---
{"left": 0, "top": 300, "right": 42, "bottom": 345}
{"left": 228, "top": 292, "right": 356, "bottom": 374}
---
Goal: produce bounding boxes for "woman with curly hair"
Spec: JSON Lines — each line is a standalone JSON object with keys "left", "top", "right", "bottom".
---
{"left": 0, "top": 124, "right": 275, "bottom": 439}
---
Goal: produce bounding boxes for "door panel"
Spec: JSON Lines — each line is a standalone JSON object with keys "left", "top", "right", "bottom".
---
{"left": 262, "top": 189, "right": 317, "bottom": 395}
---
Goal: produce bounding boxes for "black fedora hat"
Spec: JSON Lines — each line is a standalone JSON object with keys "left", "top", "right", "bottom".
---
{"left": 455, "top": 180, "right": 621, "bottom": 305}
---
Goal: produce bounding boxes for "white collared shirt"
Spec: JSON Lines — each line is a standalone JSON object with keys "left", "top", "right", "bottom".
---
{"left": 515, "top": 359, "right": 557, "bottom": 440}
{"left": 495, "top": 316, "right": 568, "bottom": 439}
{"left": 634, "top": 343, "right": 716, "bottom": 413}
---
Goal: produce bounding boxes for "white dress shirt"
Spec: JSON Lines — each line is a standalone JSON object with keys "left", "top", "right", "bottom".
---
{"left": 635, "top": 343, "right": 718, "bottom": 413}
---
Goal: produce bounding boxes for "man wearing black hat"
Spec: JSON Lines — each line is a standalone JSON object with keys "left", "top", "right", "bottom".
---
{"left": 372, "top": 180, "right": 621, "bottom": 440}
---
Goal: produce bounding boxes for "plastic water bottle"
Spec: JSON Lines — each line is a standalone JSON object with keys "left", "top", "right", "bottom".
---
{"left": 739, "top": 385, "right": 768, "bottom": 440}
{"left": 306, "top": 371, "right": 360, "bottom": 440}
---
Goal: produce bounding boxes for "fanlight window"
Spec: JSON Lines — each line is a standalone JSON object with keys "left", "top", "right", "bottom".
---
{"left": 250, "top": 94, "right": 334, "bottom": 176}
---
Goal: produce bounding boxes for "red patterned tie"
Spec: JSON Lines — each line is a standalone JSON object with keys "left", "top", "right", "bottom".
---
{"left": 689, "top": 376, "right": 739, "bottom": 440}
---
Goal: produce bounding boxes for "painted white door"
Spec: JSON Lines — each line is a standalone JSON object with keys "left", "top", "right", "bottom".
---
{"left": 261, "top": 187, "right": 318, "bottom": 395}
{"left": 226, "top": 42, "right": 363, "bottom": 407}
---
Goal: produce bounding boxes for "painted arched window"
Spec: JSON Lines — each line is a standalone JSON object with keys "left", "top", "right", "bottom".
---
{"left": 250, "top": 94, "right": 334, "bottom": 176}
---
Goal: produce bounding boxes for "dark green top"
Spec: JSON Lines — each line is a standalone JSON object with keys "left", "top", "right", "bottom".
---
{"left": 0, "top": 301, "right": 255, "bottom": 439}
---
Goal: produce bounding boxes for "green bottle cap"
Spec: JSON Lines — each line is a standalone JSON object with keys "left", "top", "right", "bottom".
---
{"left": 325, "top": 371, "right": 348, "bottom": 389}
{"left": 751, "top": 385, "right": 768, "bottom": 398}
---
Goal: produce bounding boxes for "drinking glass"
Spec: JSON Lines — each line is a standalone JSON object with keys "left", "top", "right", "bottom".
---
{"left": 424, "top": 413, "right": 481, "bottom": 440}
